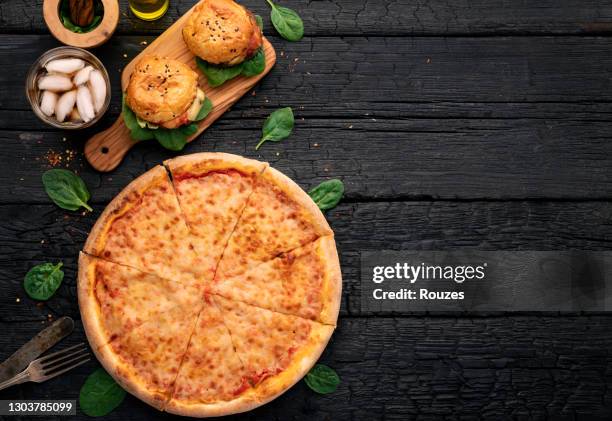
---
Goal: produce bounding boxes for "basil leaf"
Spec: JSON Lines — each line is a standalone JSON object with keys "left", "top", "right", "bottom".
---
{"left": 125, "top": 96, "right": 196, "bottom": 146}
{"left": 308, "top": 179, "right": 344, "bottom": 211}
{"left": 42, "top": 169, "right": 92, "bottom": 212}
{"left": 256, "top": 107, "right": 294, "bottom": 150}
{"left": 266, "top": 0, "right": 304, "bottom": 42}
{"left": 241, "top": 48, "right": 266, "bottom": 77}
{"left": 194, "top": 97, "right": 213, "bottom": 121}
{"left": 23, "top": 262, "right": 64, "bottom": 301}
{"left": 196, "top": 49, "right": 266, "bottom": 87}
{"left": 153, "top": 124, "right": 197, "bottom": 151}
{"left": 129, "top": 126, "right": 156, "bottom": 141}
{"left": 196, "top": 57, "right": 243, "bottom": 87}
{"left": 122, "top": 95, "right": 154, "bottom": 141}
{"left": 122, "top": 96, "right": 139, "bottom": 131}
{"left": 255, "top": 14, "right": 264, "bottom": 30}
{"left": 123, "top": 94, "right": 201, "bottom": 150}
{"left": 304, "top": 364, "right": 340, "bottom": 394}
{"left": 80, "top": 368, "right": 126, "bottom": 417}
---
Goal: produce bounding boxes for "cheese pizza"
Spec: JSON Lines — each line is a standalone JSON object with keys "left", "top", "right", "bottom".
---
{"left": 79, "top": 153, "right": 342, "bottom": 417}
{"left": 211, "top": 236, "right": 341, "bottom": 324}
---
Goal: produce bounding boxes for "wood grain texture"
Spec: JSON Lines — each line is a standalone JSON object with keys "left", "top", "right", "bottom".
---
{"left": 3, "top": 111, "right": 612, "bottom": 201}
{"left": 84, "top": 1, "right": 276, "bottom": 171}
{"left": 5, "top": 0, "right": 612, "bottom": 36}
{"left": 2, "top": 0, "right": 612, "bottom": 418}
{"left": 5, "top": 34, "right": 612, "bottom": 198}
{"left": 42, "top": 0, "right": 119, "bottom": 48}
{"left": 8, "top": 35, "right": 612, "bottom": 110}
{"left": 1, "top": 201, "right": 612, "bottom": 322}
{"left": 0, "top": 317, "right": 611, "bottom": 420}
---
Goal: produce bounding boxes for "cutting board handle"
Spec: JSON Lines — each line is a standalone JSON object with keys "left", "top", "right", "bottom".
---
{"left": 84, "top": 115, "right": 133, "bottom": 172}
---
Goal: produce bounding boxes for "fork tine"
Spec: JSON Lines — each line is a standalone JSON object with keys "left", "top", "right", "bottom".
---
{"left": 38, "top": 357, "right": 90, "bottom": 382}
{"left": 40, "top": 346, "right": 88, "bottom": 370}
{"left": 37, "top": 343, "right": 86, "bottom": 364}
{"left": 43, "top": 351, "right": 90, "bottom": 375}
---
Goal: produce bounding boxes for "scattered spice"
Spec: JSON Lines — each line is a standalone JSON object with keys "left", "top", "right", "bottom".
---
{"left": 42, "top": 148, "right": 78, "bottom": 168}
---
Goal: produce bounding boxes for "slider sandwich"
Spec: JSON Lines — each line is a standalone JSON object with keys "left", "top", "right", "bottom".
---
{"left": 183, "top": 0, "right": 265, "bottom": 87}
{"left": 122, "top": 55, "right": 212, "bottom": 150}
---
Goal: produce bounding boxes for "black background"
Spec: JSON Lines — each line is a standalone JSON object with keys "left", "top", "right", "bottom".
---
{"left": 1, "top": 0, "right": 612, "bottom": 419}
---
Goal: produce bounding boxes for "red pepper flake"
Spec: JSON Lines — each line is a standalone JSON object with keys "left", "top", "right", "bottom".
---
{"left": 42, "top": 148, "right": 78, "bottom": 168}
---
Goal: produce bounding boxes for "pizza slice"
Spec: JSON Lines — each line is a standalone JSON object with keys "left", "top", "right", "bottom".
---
{"left": 215, "top": 166, "right": 333, "bottom": 279}
{"left": 166, "top": 295, "right": 259, "bottom": 417}
{"left": 78, "top": 252, "right": 204, "bottom": 345}
{"left": 164, "top": 153, "right": 267, "bottom": 283}
{"left": 213, "top": 295, "right": 334, "bottom": 403}
{"left": 83, "top": 165, "right": 205, "bottom": 288}
{"left": 211, "top": 236, "right": 341, "bottom": 325}
{"left": 92, "top": 305, "right": 199, "bottom": 410}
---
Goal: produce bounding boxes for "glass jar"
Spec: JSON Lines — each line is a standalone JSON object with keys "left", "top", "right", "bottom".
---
{"left": 25, "top": 46, "right": 111, "bottom": 130}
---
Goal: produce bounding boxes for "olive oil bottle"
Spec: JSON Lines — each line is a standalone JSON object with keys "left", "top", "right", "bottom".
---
{"left": 128, "top": 0, "right": 169, "bottom": 21}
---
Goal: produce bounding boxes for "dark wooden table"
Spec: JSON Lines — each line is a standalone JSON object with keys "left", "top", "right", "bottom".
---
{"left": 2, "top": 1, "right": 612, "bottom": 419}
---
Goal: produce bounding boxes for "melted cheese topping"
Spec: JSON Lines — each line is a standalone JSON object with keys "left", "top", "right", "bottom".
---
{"left": 172, "top": 169, "right": 256, "bottom": 283}
{"left": 103, "top": 306, "right": 198, "bottom": 403}
{"left": 213, "top": 295, "right": 316, "bottom": 385}
{"left": 93, "top": 258, "right": 203, "bottom": 342}
{"left": 83, "top": 155, "right": 339, "bottom": 413}
{"left": 186, "top": 88, "right": 206, "bottom": 121}
{"left": 170, "top": 296, "right": 248, "bottom": 404}
{"left": 215, "top": 170, "right": 325, "bottom": 279}
{"left": 99, "top": 172, "right": 205, "bottom": 287}
{"left": 212, "top": 238, "right": 326, "bottom": 322}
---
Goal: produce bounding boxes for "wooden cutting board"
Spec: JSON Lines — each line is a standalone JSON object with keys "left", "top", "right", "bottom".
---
{"left": 84, "top": 1, "right": 276, "bottom": 172}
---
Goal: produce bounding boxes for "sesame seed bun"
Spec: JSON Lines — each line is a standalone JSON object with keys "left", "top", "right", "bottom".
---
{"left": 183, "top": 0, "right": 263, "bottom": 66}
{"left": 125, "top": 55, "right": 199, "bottom": 128}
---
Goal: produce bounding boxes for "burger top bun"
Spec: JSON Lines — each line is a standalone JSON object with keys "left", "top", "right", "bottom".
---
{"left": 183, "top": 0, "right": 263, "bottom": 66}
{"left": 126, "top": 55, "right": 199, "bottom": 128}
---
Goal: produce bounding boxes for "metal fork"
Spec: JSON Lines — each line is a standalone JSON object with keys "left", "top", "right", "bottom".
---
{"left": 0, "top": 343, "right": 90, "bottom": 391}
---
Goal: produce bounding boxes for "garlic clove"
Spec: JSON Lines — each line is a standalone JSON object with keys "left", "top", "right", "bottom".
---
{"left": 45, "top": 58, "right": 85, "bottom": 74}
{"left": 38, "top": 75, "right": 73, "bottom": 92}
{"left": 40, "top": 91, "right": 58, "bottom": 117}
{"left": 55, "top": 90, "right": 77, "bottom": 123}
{"left": 88, "top": 70, "right": 107, "bottom": 113}
{"left": 73, "top": 65, "right": 94, "bottom": 86}
{"left": 76, "top": 85, "right": 96, "bottom": 122}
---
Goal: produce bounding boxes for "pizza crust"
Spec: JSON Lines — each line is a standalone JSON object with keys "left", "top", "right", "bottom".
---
{"left": 165, "top": 388, "right": 261, "bottom": 417}
{"left": 260, "top": 166, "right": 333, "bottom": 238}
{"left": 83, "top": 165, "right": 169, "bottom": 257}
{"left": 77, "top": 252, "right": 110, "bottom": 353}
{"left": 164, "top": 152, "right": 268, "bottom": 178}
{"left": 317, "top": 235, "right": 342, "bottom": 326}
{"left": 91, "top": 337, "right": 169, "bottom": 410}
{"left": 166, "top": 302, "right": 335, "bottom": 417}
{"left": 252, "top": 322, "right": 335, "bottom": 404}
{"left": 79, "top": 153, "right": 342, "bottom": 417}
{"left": 79, "top": 251, "right": 171, "bottom": 410}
